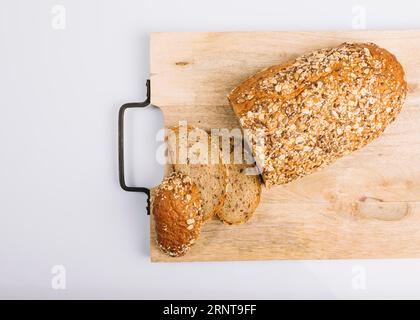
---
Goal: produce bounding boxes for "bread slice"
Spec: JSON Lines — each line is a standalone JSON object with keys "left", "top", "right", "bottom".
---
{"left": 152, "top": 172, "right": 202, "bottom": 257}
{"left": 166, "top": 125, "right": 227, "bottom": 221}
{"left": 217, "top": 138, "right": 261, "bottom": 225}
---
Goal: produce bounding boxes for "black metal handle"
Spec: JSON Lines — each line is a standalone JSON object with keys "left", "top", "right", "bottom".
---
{"left": 118, "top": 79, "right": 151, "bottom": 215}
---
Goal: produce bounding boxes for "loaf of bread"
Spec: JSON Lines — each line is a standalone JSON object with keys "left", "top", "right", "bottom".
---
{"left": 166, "top": 125, "right": 227, "bottom": 221}
{"left": 152, "top": 172, "right": 202, "bottom": 257}
{"left": 217, "top": 137, "right": 261, "bottom": 225}
{"left": 228, "top": 42, "right": 407, "bottom": 187}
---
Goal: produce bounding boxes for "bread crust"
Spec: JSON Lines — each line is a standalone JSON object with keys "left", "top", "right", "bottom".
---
{"left": 152, "top": 172, "right": 202, "bottom": 257}
{"left": 228, "top": 42, "right": 407, "bottom": 187}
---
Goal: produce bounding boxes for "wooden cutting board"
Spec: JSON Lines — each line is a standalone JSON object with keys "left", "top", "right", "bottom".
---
{"left": 149, "top": 30, "right": 420, "bottom": 262}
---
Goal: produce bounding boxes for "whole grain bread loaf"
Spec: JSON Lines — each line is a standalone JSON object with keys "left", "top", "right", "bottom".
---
{"left": 228, "top": 42, "right": 407, "bottom": 187}
{"left": 152, "top": 172, "right": 202, "bottom": 257}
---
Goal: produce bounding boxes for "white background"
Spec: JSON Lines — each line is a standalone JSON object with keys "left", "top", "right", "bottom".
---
{"left": 1, "top": 0, "right": 420, "bottom": 299}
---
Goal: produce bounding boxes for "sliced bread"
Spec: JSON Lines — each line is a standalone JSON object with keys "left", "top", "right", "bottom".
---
{"left": 217, "top": 138, "right": 261, "bottom": 225}
{"left": 151, "top": 172, "right": 202, "bottom": 257}
{"left": 166, "top": 125, "right": 227, "bottom": 221}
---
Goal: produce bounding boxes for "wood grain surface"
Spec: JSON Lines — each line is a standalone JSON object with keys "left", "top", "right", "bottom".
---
{"left": 149, "top": 30, "right": 420, "bottom": 262}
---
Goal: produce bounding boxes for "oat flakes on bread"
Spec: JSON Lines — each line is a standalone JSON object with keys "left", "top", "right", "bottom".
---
{"left": 152, "top": 171, "right": 202, "bottom": 257}
{"left": 217, "top": 138, "right": 261, "bottom": 225}
{"left": 166, "top": 125, "right": 227, "bottom": 221}
{"left": 228, "top": 42, "right": 407, "bottom": 187}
